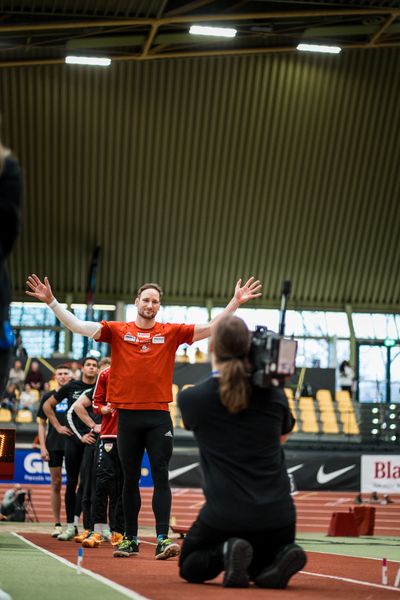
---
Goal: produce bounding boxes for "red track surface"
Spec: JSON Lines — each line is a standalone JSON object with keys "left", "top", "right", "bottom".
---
{"left": 2, "top": 484, "right": 399, "bottom": 536}
{"left": 19, "top": 533, "right": 400, "bottom": 599}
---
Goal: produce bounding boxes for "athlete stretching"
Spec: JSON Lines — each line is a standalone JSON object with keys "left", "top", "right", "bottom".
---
{"left": 26, "top": 274, "right": 262, "bottom": 559}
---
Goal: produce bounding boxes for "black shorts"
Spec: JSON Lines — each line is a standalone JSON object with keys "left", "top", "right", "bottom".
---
{"left": 48, "top": 450, "right": 64, "bottom": 468}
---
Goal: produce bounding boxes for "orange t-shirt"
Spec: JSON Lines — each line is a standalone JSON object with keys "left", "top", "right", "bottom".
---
{"left": 96, "top": 321, "right": 195, "bottom": 410}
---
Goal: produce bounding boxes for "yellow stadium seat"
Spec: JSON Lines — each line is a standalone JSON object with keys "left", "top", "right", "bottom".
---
{"left": 287, "top": 398, "right": 299, "bottom": 432}
{"left": 320, "top": 413, "right": 340, "bottom": 434}
{"left": 15, "top": 409, "right": 33, "bottom": 424}
{"left": 316, "top": 389, "right": 333, "bottom": 402}
{"left": 170, "top": 384, "right": 181, "bottom": 428}
{"left": 284, "top": 387, "right": 294, "bottom": 400}
{"left": 298, "top": 397, "right": 319, "bottom": 433}
{"left": 0, "top": 408, "right": 12, "bottom": 422}
{"left": 342, "top": 414, "right": 360, "bottom": 435}
{"left": 336, "top": 390, "right": 352, "bottom": 403}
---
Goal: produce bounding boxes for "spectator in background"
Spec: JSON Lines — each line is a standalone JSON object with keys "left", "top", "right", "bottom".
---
{"left": 8, "top": 359, "right": 25, "bottom": 390}
{"left": 13, "top": 331, "right": 27, "bottom": 361}
{"left": 1, "top": 381, "right": 18, "bottom": 416}
{"left": 25, "top": 359, "right": 44, "bottom": 391}
{"left": 194, "top": 347, "right": 208, "bottom": 363}
{"left": 70, "top": 361, "right": 82, "bottom": 381}
{"left": 338, "top": 360, "right": 355, "bottom": 398}
{"left": 19, "top": 383, "right": 38, "bottom": 412}
{"left": 0, "top": 129, "right": 22, "bottom": 397}
{"left": 176, "top": 347, "right": 190, "bottom": 363}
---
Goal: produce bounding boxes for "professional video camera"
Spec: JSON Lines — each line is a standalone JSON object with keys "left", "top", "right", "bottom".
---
{"left": 249, "top": 280, "right": 297, "bottom": 388}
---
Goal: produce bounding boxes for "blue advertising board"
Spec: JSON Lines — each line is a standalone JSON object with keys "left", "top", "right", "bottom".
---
{"left": 0, "top": 448, "right": 153, "bottom": 486}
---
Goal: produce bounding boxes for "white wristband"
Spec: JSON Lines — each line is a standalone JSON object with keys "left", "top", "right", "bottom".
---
{"left": 47, "top": 298, "right": 102, "bottom": 338}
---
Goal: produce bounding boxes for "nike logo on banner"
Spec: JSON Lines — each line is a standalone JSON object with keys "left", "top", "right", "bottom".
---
{"left": 316, "top": 464, "right": 356, "bottom": 485}
{"left": 168, "top": 462, "right": 200, "bottom": 481}
{"left": 287, "top": 464, "right": 304, "bottom": 474}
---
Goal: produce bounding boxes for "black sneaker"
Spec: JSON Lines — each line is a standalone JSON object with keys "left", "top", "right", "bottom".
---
{"left": 254, "top": 543, "right": 307, "bottom": 589}
{"left": 354, "top": 494, "right": 363, "bottom": 504}
{"left": 383, "top": 494, "right": 394, "bottom": 504}
{"left": 113, "top": 537, "right": 140, "bottom": 557}
{"left": 155, "top": 538, "right": 180, "bottom": 560}
{"left": 369, "top": 492, "right": 379, "bottom": 504}
{"left": 222, "top": 538, "right": 253, "bottom": 588}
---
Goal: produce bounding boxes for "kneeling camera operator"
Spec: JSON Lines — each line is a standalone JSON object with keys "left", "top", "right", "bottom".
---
{"left": 178, "top": 314, "right": 306, "bottom": 589}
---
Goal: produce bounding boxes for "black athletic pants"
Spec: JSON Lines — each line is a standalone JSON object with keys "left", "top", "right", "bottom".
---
{"left": 64, "top": 437, "right": 85, "bottom": 524}
{"left": 92, "top": 438, "right": 124, "bottom": 533}
{"left": 117, "top": 410, "right": 173, "bottom": 537}
{"left": 80, "top": 441, "right": 98, "bottom": 530}
{"left": 179, "top": 517, "right": 296, "bottom": 584}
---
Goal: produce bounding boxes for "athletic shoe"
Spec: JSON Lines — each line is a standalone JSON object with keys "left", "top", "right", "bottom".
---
{"left": 74, "top": 529, "right": 91, "bottom": 543}
{"left": 155, "top": 538, "right": 181, "bottom": 560}
{"left": 58, "top": 526, "right": 78, "bottom": 541}
{"left": 113, "top": 537, "right": 140, "bottom": 557}
{"left": 110, "top": 532, "right": 124, "bottom": 546}
{"left": 82, "top": 532, "right": 104, "bottom": 548}
{"left": 101, "top": 528, "right": 112, "bottom": 542}
{"left": 222, "top": 538, "right": 253, "bottom": 588}
{"left": 51, "top": 525, "right": 63, "bottom": 538}
{"left": 369, "top": 492, "right": 379, "bottom": 504}
{"left": 254, "top": 543, "right": 307, "bottom": 589}
{"left": 383, "top": 494, "right": 394, "bottom": 504}
{"left": 354, "top": 494, "right": 363, "bottom": 504}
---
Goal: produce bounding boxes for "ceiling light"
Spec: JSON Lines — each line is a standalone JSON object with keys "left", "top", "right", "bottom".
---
{"left": 189, "top": 25, "right": 237, "bottom": 38}
{"left": 65, "top": 56, "right": 111, "bottom": 66}
{"left": 297, "top": 43, "right": 341, "bottom": 54}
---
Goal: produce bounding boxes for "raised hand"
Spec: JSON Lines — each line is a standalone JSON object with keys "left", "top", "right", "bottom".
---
{"left": 234, "top": 277, "right": 262, "bottom": 305}
{"left": 26, "top": 274, "right": 54, "bottom": 304}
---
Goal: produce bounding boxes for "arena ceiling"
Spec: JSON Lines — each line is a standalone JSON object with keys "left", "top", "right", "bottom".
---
{"left": 1, "top": 1, "right": 400, "bottom": 311}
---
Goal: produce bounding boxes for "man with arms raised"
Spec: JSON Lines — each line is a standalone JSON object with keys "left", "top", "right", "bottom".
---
{"left": 26, "top": 274, "right": 261, "bottom": 558}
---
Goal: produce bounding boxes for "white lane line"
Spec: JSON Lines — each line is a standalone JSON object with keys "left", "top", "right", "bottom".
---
{"left": 301, "top": 570, "right": 400, "bottom": 592}
{"left": 11, "top": 532, "right": 150, "bottom": 600}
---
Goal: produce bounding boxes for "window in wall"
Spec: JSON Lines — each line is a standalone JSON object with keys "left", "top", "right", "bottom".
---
{"left": 10, "top": 302, "right": 57, "bottom": 327}
{"left": 353, "top": 313, "right": 399, "bottom": 340}
{"left": 15, "top": 330, "right": 59, "bottom": 358}
{"left": 336, "top": 340, "right": 351, "bottom": 367}
{"left": 295, "top": 338, "right": 329, "bottom": 368}
{"left": 358, "top": 344, "right": 387, "bottom": 402}
{"left": 210, "top": 307, "right": 280, "bottom": 332}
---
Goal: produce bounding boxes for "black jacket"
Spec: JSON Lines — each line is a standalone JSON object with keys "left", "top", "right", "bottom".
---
{"left": 0, "top": 155, "right": 22, "bottom": 320}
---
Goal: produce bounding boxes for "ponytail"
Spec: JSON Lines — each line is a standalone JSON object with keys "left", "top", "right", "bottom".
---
{"left": 213, "top": 315, "right": 251, "bottom": 414}
{"left": 219, "top": 358, "right": 250, "bottom": 414}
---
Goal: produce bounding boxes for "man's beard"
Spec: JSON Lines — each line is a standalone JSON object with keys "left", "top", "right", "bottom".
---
{"left": 138, "top": 308, "right": 156, "bottom": 320}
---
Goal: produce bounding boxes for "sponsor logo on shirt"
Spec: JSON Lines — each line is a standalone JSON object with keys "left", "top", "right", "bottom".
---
{"left": 140, "top": 344, "right": 150, "bottom": 353}
{"left": 137, "top": 332, "right": 151, "bottom": 338}
{"left": 152, "top": 336, "right": 165, "bottom": 344}
{"left": 55, "top": 398, "right": 68, "bottom": 413}
{"left": 124, "top": 333, "right": 138, "bottom": 343}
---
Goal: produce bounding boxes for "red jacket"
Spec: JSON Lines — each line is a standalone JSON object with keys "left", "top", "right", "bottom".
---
{"left": 92, "top": 367, "right": 118, "bottom": 438}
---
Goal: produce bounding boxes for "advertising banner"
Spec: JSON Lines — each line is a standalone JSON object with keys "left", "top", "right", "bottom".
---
{"left": 361, "top": 454, "right": 400, "bottom": 493}
{"left": 167, "top": 450, "right": 362, "bottom": 491}
{"left": 0, "top": 449, "right": 153, "bottom": 487}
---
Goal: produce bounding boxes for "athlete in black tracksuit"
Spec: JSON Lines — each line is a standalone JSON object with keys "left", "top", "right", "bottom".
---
{"left": 43, "top": 358, "right": 98, "bottom": 536}
{"left": 67, "top": 387, "right": 102, "bottom": 533}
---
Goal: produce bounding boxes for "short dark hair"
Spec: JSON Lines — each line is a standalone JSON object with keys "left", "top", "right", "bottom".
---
{"left": 136, "top": 283, "right": 163, "bottom": 300}
{"left": 82, "top": 356, "right": 99, "bottom": 367}
{"left": 56, "top": 364, "right": 71, "bottom": 371}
